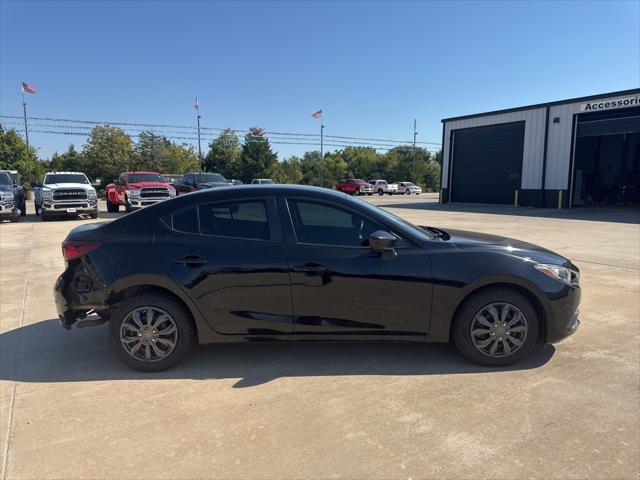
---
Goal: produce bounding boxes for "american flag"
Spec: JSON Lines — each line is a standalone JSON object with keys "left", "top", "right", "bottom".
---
{"left": 21, "top": 82, "right": 37, "bottom": 94}
{"left": 194, "top": 97, "right": 199, "bottom": 110}
{"left": 311, "top": 109, "right": 322, "bottom": 119}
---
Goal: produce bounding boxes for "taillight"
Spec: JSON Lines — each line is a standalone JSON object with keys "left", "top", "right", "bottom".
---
{"left": 62, "top": 241, "right": 101, "bottom": 261}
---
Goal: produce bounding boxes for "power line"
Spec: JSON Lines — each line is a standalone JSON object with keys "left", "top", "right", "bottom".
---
{"left": 0, "top": 114, "right": 441, "bottom": 146}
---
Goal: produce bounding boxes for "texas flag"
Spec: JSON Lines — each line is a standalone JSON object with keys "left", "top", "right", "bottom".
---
{"left": 311, "top": 109, "right": 322, "bottom": 119}
{"left": 21, "top": 82, "right": 37, "bottom": 94}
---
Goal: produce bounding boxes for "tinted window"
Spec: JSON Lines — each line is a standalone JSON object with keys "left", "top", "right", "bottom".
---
{"left": 199, "top": 200, "right": 269, "bottom": 241}
{"left": 195, "top": 173, "right": 226, "bottom": 183}
{"left": 128, "top": 173, "right": 164, "bottom": 183}
{"left": 287, "top": 200, "right": 383, "bottom": 247}
{"left": 0, "top": 173, "right": 11, "bottom": 186}
{"left": 44, "top": 174, "right": 89, "bottom": 184}
{"left": 173, "top": 208, "right": 198, "bottom": 234}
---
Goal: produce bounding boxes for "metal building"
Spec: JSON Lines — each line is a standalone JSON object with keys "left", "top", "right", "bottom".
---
{"left": 440, "top": 88, "right": 640, "bottom": 208}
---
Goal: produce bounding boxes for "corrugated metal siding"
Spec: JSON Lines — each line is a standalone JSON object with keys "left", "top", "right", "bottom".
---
{"left": 545, "top": 103, "right": 582, "bottom": 189}
{"left": 441, "top": 108, "right": 546, "bottom": 189}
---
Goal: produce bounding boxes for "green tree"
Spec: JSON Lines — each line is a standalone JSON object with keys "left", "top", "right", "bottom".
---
{"left": 339, "top": 146, "right": 381, "bottom": 180}
{"left": 237, "top": 128, "right": 277, "bottom": 183}
{"left": 0, "top": 125, "right": 45, "bottom": 188}
{"left": 277, "top": 155, "right": 303, "bottom": 184}
{"left": 82, "top": 125, "right": 135, "bottom": 185}
{"left": 204, "top": 129, "right": 241, "bottom": 178}
{"left": 163, "top": 143, "right": 200, "bottom": 173}
{"left": 49, "top": 145, "right": 85, "bottom": 173}
{"left": 135, "top": 131, "right": 172, "bottom": 171}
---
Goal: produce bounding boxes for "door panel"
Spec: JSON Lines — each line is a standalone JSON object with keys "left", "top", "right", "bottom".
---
{"left": 287, "top": 244, "right": 431, "bottom": 335}
{"left": 155, "top": 198, "right": 293, "bottom": 335}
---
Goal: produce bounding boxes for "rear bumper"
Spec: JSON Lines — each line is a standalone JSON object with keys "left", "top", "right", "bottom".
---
{"left": 54, "top": 267, "right": 109, "bottom": 329}
{"left": 545, "top": 285, "right": 581, "bottom": 343}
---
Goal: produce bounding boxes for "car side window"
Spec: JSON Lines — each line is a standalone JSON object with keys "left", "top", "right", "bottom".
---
{"left": 287, "top": 199, "right": 383, "bottom": 247}
{"left": 173, "top": 208, "right": 198, "bottom": 233}
{"left": 199, "top": 200, "right": 270, "bottom": 241}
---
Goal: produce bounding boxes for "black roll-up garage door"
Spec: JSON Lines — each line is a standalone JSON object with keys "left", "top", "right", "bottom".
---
{"left": 450, "top": 121, "right": 525, "bottom": 204}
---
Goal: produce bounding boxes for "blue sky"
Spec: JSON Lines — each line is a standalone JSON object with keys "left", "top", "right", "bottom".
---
{"left": 1, "top": 0, "right": 638, "bottom": 160}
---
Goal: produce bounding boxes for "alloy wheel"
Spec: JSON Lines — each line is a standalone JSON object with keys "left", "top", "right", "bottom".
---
{"left": 120, "top": 306, "right": 179, "bottom": 362}
{"left": 470, "top": 302, "right": 528, "bottom": 358}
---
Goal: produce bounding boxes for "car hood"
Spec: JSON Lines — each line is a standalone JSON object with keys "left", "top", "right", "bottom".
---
{"left": 43, "top": 183, "right": 94, "bottom": 191}
{"left": 197, "top": 182, "right": 230, "bottom": 189}
{"left": 128, "top": 182, "right": 171, "bottom": 189}
{"left": 429, "top": 227, "right": 570, "bottom": 266}
{"left": 0, "top": 185, "right": 12, "bottom": 193}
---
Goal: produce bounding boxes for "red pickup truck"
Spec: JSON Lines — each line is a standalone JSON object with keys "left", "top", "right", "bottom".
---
{"left": 105, "top": 171, "right": 176, "bottom": 213}
{"left": 335, "top": 178, "right": 374, "bottom": 196}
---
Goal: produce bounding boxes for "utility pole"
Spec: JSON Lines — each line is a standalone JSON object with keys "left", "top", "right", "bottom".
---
{"left": 320, "top": 122, "right": 324, "bottom": 187}
{"left": 412, "top": 119, "right": 418, "bottom": 183}
{"left": 194, "top": 97, "right": 202, "bottom": 172}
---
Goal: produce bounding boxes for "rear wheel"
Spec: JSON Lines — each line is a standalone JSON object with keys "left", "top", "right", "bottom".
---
{"left": 452, "top": 288, "right": 538, "bottom": 366}
{"left": 108, "top": 293, "right": 197, "bottom": 372}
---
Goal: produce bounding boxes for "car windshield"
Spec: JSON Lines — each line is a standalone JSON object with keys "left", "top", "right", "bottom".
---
{"left": 195, "top": 173, "right": 226, "bottom": 183}
{"left": 128, "top": 173, "right": 164, "bottom": 183}
{"left": 356, "top": 200, "right": 436, "bottom": 241}
{"left": 405, "top": 182, "right": 416, "bottom": 187}
{"left": 44, "top": 174, "right": 88, "bottom": 184}
{"left": 355, "top": 179, "right": 367, "bottom": 184}
{"left": 0, "top": 172, "right": 12, "bottom": 186}
{"left": 260, "top": 179, "right": 274, "bottom": 184}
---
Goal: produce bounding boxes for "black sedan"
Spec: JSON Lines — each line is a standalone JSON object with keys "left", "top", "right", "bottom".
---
{"left": 55, "top": 185, "right": 580, "bottom": 371}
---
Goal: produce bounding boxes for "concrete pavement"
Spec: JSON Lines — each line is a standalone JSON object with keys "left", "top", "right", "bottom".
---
{"left": 1, "top": 198, "right": 638, "bottom": 479}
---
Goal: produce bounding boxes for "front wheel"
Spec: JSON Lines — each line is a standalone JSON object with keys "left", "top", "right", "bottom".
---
{"left": 378, "top": 189, "right": 384, "bottom": 196}
{"left": 354, "top": 190, "right": 360, "bottom": 196}
{"left": 405, "top": 189, "right": 410, "bottom": 195}
{"left": 90, "top": 209, "right": 99, "bottom": 219}
{"left": 124, "top": 196, "right": 132, "bottom": 213}
{"left": 108, "top": 293, "right": 197, "bottom": 372}
{"left": 452, "top": 288, "right": 538, "bottom": 366}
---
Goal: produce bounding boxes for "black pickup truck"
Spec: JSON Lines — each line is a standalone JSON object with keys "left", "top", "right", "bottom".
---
{"left": 173, "top": 172, "right": 229, "bottom": 195}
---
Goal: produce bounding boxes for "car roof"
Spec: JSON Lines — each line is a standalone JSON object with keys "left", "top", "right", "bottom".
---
{"left": 45, "top": 171, "right": 86, "bottom": 175}
{"left": 126, "top": 171, "right": 160, "bottom": 174}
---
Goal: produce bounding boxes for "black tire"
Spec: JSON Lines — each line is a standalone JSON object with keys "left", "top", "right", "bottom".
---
{"left": 405, "top": 189, "right": 410, "bottom": 195}
{"left": 378, "top": 189, "right": 384, "bottom": 196}
{"left": 354, "top": 190, "right": 360, "bottom": 196}
{"left": 34, "top": 201, "right": 40, "bottom": 216}
{"left": 20, "top": 201, "right": 26, "bottom": 216}
{"left": 108, "top": 293, "right": 197, "bottom": 372}
{"left": 90, "top": 210, "right": 99, "bottom": 219}
{"left": 125, "top": 196, "right": 132, "bottom": 213}
{"left": 452, "top": 287, "right": 538, "bottom": 367}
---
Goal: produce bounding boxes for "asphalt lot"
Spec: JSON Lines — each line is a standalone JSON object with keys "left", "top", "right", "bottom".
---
{"left": 1, "top": 194, "right": 639, "bottom": 479}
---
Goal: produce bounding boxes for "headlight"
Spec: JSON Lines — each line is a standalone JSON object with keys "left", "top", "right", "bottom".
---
{"left": 87, "top": 189, "right": 97, "bottom": 199}
{"left": 169, "top": 188, "right": 176, "bottom": 197}
{"left": 42, "top": 190, "right": 53, "bottom": 200}
{"left": 534, "top": 263, "right": 578, "bottom": 286}
{"left": 1, "top": 192, "right": 14, "bottom": 201}
{"left": 128, "top": 189, "right": 141, "bottom": 198}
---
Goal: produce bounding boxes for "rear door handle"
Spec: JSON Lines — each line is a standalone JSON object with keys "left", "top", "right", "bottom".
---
{"left": 174, "top": 255, "right": 207, "bottom": 267}
{"left": 292, "top": 264, "right": 328, "bottom": 274}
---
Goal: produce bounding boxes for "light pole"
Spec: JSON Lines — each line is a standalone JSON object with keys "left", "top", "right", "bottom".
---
{"left": 412, "top": 119, "right": 418, "bottom": 183}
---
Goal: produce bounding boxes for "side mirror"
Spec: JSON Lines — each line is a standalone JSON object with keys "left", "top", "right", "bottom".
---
{"left": 369, "top": 230, "right": 397, "bottom": 260}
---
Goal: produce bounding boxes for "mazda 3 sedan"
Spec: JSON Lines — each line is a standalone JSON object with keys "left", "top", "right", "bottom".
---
{"left": 55, "top": 185, "right": 580, "bottom": 371}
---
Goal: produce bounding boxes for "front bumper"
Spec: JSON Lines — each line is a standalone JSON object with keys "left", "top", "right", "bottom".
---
{"left": 0, "top": 202, "right": 17, "bottom": 218}
{"left": 358, "top": 186, "right": 373, "bottom": 194}
{"left": 545, "top": 285, "right": 581, "bottom": 343}
{"left": 42, "top": 199, "right": 98, "bottom": 215}
{"left": 128, "top": 196, "right": 171, "bottom": 209}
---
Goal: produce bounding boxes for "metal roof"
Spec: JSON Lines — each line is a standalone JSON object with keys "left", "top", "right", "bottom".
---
{"left": 442, "top": 88, "right": 640, "bottom": 123}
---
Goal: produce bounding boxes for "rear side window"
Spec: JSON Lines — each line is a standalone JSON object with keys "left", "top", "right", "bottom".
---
{"left": 199, "top": 200, "right": 270, "bottom": 241}
{"left": 173, "top": 208, "right": 198, "bottom": 233}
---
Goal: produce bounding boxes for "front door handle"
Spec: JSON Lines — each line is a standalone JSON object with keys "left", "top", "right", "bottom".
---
{"left": 174, "top": 255, "right": 207, "bottom": 267}
{"left": 292, "top": 264, "right": 328, "bottom": 274}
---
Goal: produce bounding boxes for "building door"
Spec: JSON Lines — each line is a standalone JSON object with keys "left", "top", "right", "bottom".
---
{"left": 450, "top": 122, "right": 525, "bottom": 204}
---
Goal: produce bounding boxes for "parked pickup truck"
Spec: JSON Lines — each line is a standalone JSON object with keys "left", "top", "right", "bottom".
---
{"left": 174, "top": 172, "right": 229, "bottom": 195}
{"left": 335, "top": 178, "right": 374, "bottom": 196}
{"left": 33, "top": 171, "right": 98, "bottom": 221}
{"left": 369, "top": 179, "right": 398, "bottom": 195}
{"left": 0, "top": 170, "right": 26, "bottom": 218}
{"left": 0, "top": 171, "right": 21, "bottom": 221}
{"left": 397, "top": 181, "right": 422, "bottom": 195}
{"left": 106, "top": 171, "right": 176, "bottom": 213}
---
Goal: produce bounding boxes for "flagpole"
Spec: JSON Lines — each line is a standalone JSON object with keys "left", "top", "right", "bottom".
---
{"left": 412, "top": 119, "right": 417, "bottom": 184}
{"left": 22, "top": 88, "right": 30, "bottom": 150}
{"left": 197, "top": 113, "right": 202, "bottom": 172}
{"left": 320, "top": 114, "right": 324, "bottom": 187}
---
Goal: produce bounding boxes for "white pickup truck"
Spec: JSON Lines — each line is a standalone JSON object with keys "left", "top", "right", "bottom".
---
{"left": 33, "top": 171, "right": 99, "bottom": 221}
{"left": 369, "top": 179, "right": 398, "bottom": 195}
